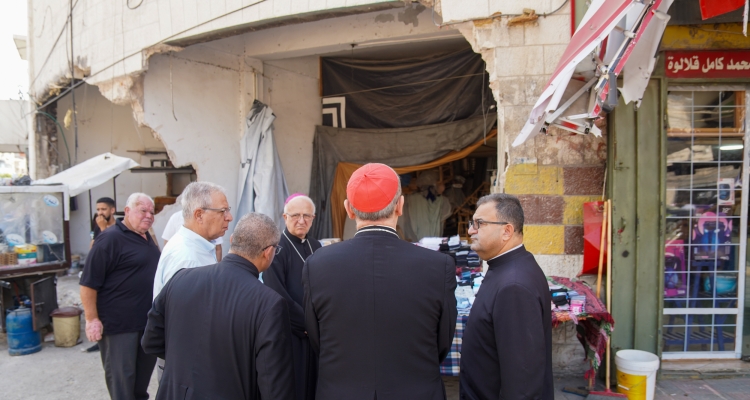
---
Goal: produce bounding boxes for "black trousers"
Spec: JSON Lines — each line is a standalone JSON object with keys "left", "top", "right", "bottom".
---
{"left": 99, "top": 330, "right": 157, "bottom": 400}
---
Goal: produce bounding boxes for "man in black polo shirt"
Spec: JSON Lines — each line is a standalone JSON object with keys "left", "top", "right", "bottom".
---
{"left": 80, "top": 192, "right": 161, "bottom": 400}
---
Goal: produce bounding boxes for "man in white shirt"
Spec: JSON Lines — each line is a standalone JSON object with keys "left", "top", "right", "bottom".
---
{"left": 162, "top": 211, "right": 223, "bottom": 261}
{"left": 152, "top": 181, "right": 233, "bottom": 378}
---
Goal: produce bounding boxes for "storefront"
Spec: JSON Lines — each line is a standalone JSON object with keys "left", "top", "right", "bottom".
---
{"left": 609, "top": 24, "right": 750, "bottom": 361}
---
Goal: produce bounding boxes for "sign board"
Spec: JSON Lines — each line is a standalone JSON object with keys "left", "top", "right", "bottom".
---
{"left": 665, "top": 50, "right": 750, "bottom": 78}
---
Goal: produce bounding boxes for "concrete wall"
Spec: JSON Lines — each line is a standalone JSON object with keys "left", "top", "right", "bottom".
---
{"left": 56, "top": 84, "right": 167, "bottom": 257}
{"left": 262, "top": 57, "right": 321, "bottom": 195}
{"left": 27, "top": 0, "right": 404, "bottom": 101}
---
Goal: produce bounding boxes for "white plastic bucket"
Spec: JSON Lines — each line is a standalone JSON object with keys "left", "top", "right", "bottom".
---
{"left": 615, "top": 350, "right": 660, "bottom": 400}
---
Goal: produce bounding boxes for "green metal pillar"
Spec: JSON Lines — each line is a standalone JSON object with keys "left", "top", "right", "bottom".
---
{"left": 608, "top": 79, "right": 665, "bottom": 356}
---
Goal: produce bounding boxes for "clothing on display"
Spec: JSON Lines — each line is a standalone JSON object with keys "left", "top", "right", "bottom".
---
{"left": 401, "top": 193, "right": 452, "bottom": 242}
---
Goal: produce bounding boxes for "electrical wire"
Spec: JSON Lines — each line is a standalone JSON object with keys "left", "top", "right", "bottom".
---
{"left": 323, "top": 73, "right": 486, "bottom": 97}
{"left": 29, "top": 0, "right": 80, "bottom": 89}
{"left": 30, "top": 0, "right": 268, "bottom": 116}
{"left": 432, "top": 0, "right": 570, "bottom": 27}
{"left": 70, "top": 0, "right": 79, "bottom": 165}
{"left": 127, "top": 0, "right": 144, "bottom": 10}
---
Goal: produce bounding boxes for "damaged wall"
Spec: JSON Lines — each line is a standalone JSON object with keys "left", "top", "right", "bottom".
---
{"left": 141, "top": 52, "right": 243, "bottom": 247}
{"left": 448, "top": 4, "right": 606, "bottom": 281}
{"left": 55, "top": 84, "right": 167, "bottom": 257}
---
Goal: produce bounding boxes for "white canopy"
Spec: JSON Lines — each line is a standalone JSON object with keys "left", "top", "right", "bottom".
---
{"left": 33, "top": 152, "right": 139, "bottom": 196}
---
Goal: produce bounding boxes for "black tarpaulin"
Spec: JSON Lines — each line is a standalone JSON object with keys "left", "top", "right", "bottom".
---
{"left": 321, "top": 48, "right": 495, "bottom": 129}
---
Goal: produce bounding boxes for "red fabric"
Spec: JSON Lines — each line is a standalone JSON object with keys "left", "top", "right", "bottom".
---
{"left": 700, "top": 0, "right": 745, "bottom": 19}
{"left": 346, "top": 163, "right": 399, "bottom": 213}
{"left": 581, "top": 201, "right": 606, "bottom": 276}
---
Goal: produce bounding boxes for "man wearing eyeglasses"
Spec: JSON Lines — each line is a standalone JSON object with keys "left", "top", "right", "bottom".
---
{"left": 142, "top": 213, "right": 295, "bottom": 400}
{"left": 459, "top": 194, "right": 553, "bottom": 400}
{"left": 152, "top": 181, "right": 233, "bottom": 379}
{"left": 264, "top": 193, "right": 322, "bottom": 400}
{"left": 80, "top": 193, "right": 161, "bottom": 400}
{"left": 302, "top": 163, "right": 457, "bottom": 400}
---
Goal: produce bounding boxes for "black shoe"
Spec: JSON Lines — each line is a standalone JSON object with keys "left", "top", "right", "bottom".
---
{"left": 85, "top": 343, "right": 100, "bottom": 352}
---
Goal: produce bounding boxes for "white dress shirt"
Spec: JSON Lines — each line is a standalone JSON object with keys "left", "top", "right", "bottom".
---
{"left": 153, "top": 226, "right": 217, "bottom": 299}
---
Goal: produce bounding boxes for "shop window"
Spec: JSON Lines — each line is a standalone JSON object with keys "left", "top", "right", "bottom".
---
{"left": 663, "top": 89, "right": 745, "bottom": 356}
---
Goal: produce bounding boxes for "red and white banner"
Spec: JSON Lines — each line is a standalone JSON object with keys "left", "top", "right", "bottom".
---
{"left": 665, "top": 50, "right": 750, "bottom": 78}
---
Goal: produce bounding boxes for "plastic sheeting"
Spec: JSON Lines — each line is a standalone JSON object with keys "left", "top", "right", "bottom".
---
{"left": 321, "top": 48, "right": 495, "bottom": 129}
{"left": 236, "top": 100, "right": 289, "bottom": 230}
{"left": 32, "top": 152, "right": 139, "bottom": 197}
{"left": 309, "top": 114, "right": 496, "bottom": 239}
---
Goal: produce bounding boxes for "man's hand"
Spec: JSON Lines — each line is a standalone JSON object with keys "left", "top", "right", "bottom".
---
{"left": 95, "top": 215, "right": 108, "bottom": 231}
{"left": 85, "top": 318, "right": 103, "bottom": 342}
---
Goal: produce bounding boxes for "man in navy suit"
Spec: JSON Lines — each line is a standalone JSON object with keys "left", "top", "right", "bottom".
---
{"left": 303, "top": 163, "right": 457, "bottom": 400}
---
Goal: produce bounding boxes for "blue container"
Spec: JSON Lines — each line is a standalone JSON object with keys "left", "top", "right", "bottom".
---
{"left": 6, "top": 307, "right": 42, "bottom": 356}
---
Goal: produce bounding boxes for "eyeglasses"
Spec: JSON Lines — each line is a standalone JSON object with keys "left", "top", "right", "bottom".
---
{"left": 468, "top": 219, "right": 509, "bottom": 230}
{"left": 285, "top": 213, "right": 314, "bottom": 222}
{"left": 202, "top": 207, "right": 232, "bottom": 216}
{"left": 264, "top": 244, "right": 283, "bottom": 255}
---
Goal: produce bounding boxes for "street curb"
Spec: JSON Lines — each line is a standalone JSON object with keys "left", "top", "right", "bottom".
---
{"left": 661, "top": 369, "right": 750, "bottom": 380}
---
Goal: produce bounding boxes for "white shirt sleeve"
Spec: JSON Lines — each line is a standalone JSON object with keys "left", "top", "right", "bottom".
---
{"left": 162, "top": 212, "right": 184, "bottom": 241}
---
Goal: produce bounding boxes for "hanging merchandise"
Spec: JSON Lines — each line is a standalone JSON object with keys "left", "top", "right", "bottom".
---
{"left": 400, "top": 170, "right": 452, "bottom": 241}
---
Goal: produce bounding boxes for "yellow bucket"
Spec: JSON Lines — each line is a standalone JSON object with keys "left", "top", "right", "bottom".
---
{"left": 615, "top": 350, "right": 660, "bottom": 400}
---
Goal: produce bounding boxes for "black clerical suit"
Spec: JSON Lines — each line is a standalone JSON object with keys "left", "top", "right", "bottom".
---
{"left": 459, "top": 245, "right": 554, "bottom": 400}
{"left": 141, "top": 254, "right": 295, "bottom": 400}
{"left": 264, "top": 229, "right": 322, "bottom": 400}
{"left": 302, "top": 225, "right": 457, "bottom": 400}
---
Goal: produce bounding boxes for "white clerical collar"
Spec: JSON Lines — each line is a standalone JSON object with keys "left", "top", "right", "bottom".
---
{"left": 487, "top": 243, "right": 524, "bottom": 262}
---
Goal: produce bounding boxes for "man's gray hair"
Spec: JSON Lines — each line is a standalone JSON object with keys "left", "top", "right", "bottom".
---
{"left": 230, "top": 213, "right": 281, "bottom": 258}
{"left": 350, "top": 185, "right": 402, "bottom": 221}
{"left": 125, "top": 193, "right": 154, "bottom": 210}
{"left": 283, "top": 195, "right": 316, "bottom": 214}
{"left": 476, "top": 193, "right": 524, "bottom": 234}
{"left": 181, "top": 182, "right": 227, "bottom": 220}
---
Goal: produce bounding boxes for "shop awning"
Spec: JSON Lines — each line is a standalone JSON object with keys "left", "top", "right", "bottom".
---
{"left": 33, "top": 152, "right": 139, "bottom": 197}
{"left": 513, "top": 0, "right": 673, "bottom": 147}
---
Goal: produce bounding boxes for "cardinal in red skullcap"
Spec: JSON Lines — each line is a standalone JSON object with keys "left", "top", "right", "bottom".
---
{"left": 301, "top": 163, "right": 457, "bottom": 400}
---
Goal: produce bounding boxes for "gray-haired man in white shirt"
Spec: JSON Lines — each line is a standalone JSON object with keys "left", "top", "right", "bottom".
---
{"left": 152, "top": 181, "right": 233, "bottom": 378}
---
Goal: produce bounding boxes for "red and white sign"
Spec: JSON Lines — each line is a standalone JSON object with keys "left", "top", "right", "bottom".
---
{"left": 665, "top": 50, "right": 750, "bottom": 78}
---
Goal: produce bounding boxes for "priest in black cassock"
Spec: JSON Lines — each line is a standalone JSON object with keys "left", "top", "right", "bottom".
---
{"left": 141, "top": 213, "right": 295, "bottom": 400}
{"left": 264, "top": 193, "right": 322, "bottom": 400}
{"left": 459, "top": 194, "right": 554, "bottom": 400}
{"left": 303, "top": 163, "right": 457, "bottom": 400}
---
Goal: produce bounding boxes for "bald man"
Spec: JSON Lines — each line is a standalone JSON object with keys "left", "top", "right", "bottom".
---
{"left": 264, "top": 194, "right": 322, "bottom": 400}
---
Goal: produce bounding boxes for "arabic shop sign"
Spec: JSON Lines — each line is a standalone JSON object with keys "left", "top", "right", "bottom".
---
{"left": 665, "top": 50, "right": 750, "bottom": 78}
